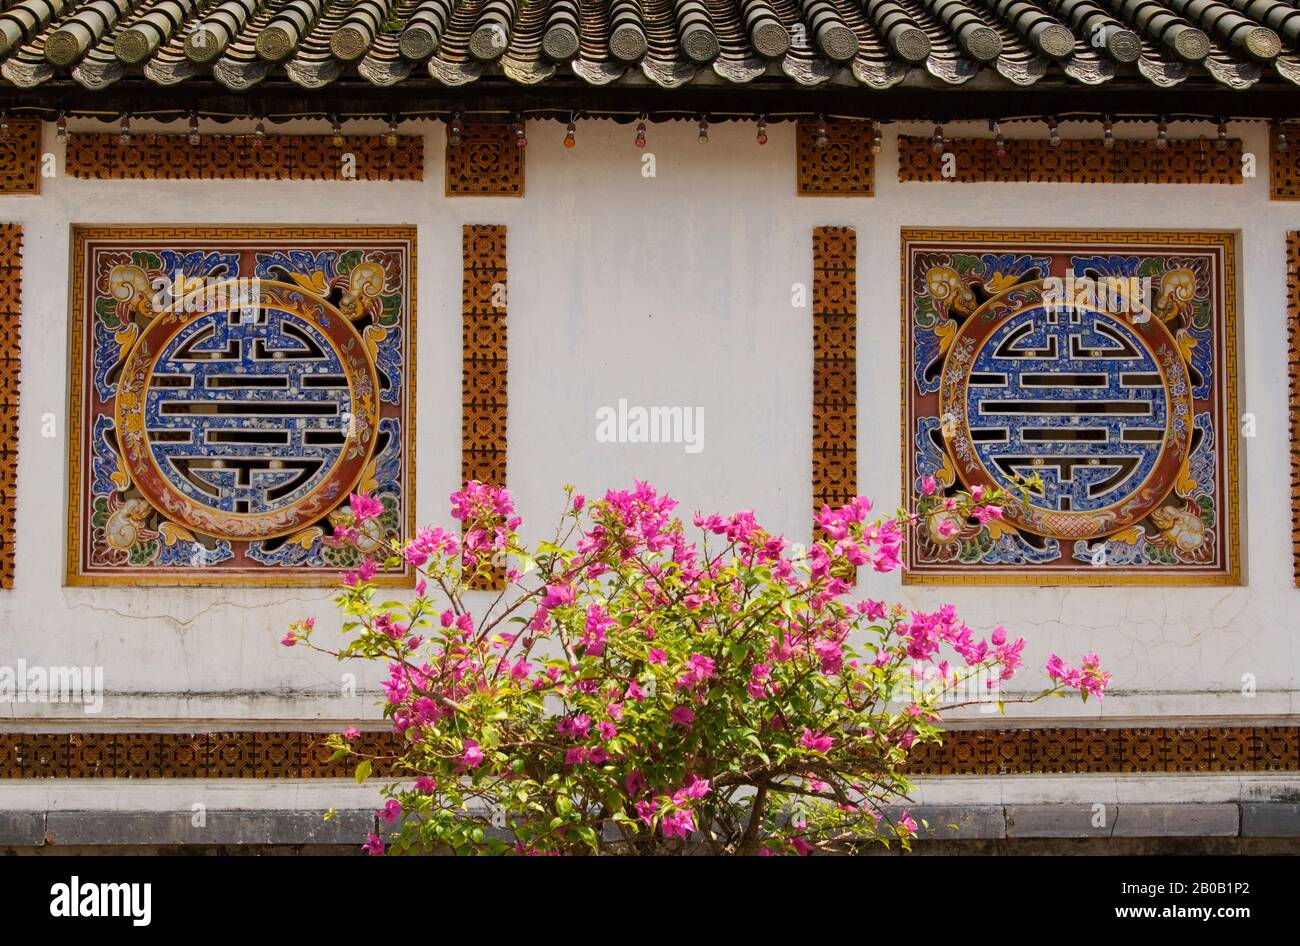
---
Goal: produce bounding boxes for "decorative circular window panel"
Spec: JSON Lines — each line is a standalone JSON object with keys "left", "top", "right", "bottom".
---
{"left": 69, "top": 228, "right": 415, "bottom": 585}
{"left": 904, "top": 230, "right": 1239, "bottom": 585}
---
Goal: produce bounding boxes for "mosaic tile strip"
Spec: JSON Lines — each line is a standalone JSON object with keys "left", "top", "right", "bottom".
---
{"left": 463, "top": 224, "right": 508, "bottom": 589}
{"left": 0, "top": 224, "right": 20, "bottom": 587}
{"left": 902, "top": 229, "right": 1240, "bottom": 585}
{"left": 797, "top": 121, "right": 875, "bottom": 196}
{"left": 0, "top": 727, "right": 1294, "bottom": 778}
{"left": 813, "top": 227, "right": 857, "bottom": 521}
{"left": 1289, "top": 232, "right": 1300, "bottom": 583}
{"left": 899, "top": 136, "right": 1243, "bottom": 185}
{"left": 67, "top": 226, "right": 417, "bottom": 586}
{"left": 64, "top": 134, "right": 424, "bottom": 181}
{"left": 0, "top": 120, "right": 41, "bottom": 195}
{"left": 446, "top": 123, "right": 524, "bottom": 197}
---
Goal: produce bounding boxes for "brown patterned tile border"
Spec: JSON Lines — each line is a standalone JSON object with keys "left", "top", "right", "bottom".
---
{"left": 0, "top": 224, "right": 19, "bottom": 588}
{"left": 64, "top": 133, "right": 423, "bottom": 181}
{"left": 797, "top": 121, "right": 874, "bottom": 196}
{"left": 1290, "top": 232, "right": 1300, "bottom": 584}
{"left": 900, "top": 135, "right": 1243, "bottom": 185}
{"left": 462, "top": 224, "right": 508, "bottom": 590}
{"left": 0, "top": 120, "right": 41, "bottom": 195}
{"left": 446, "top": 122, "right": 524, "bottom": 196}
{"left": 0, "top": 727, "right": 1295, "bottom": 778}
{"left": 812, "top": 227, "right": 856, "bottom": 522}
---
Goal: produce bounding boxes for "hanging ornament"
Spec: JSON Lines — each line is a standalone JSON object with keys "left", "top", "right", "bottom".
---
{"left": 991, "top": 120, "right": 1006, "bottom": 159}
{"left": 187, "top": 112, "right": 200, "bottom": 145}
{"left": 119, "top": 113, "right": 131, "bottom": 144}
{"left": 634, "top": 119, "right": 647, "bottom": 149}
{"left": 1278, "top": 123, "right": 1290, "bottom": 154}
{"left": 56, "top": 112, "right": 68, "bottom": 142}
{"left": 870, "top": 121, "right": 881, "bottom": 155}
{"left": 931, "top": 123, "right": 944, "bottom": 153}
{"left": 1155, "top": 116, "right": 1168, "bottom": 150}
{"left": 756, "top": 115, "right": 767, "bottom": 146}
{"left": 515, "top": 120, "right": 527, "bottom": 149}
{"left": 253, "top": 118, "right": 268, "bottom": 148}
{"left": 1102, "top": 117, "right": 1114, "bottom": 150}
{"left": 331, "top": 115, "right": 344, "bottom": 147}
{"left": 564, "top": 119, "right": 576, "bottom": 149}
{"left": 386, "top": 115, "right": 399, "bottom": 148}
{"left": 1216, "top": 119, "right": 1228, "bottom": 152}
{"left": 1047, "top": 116, "right": 1060, "bottom": 148}
{"left": 449, "top": 112, "right": 463, "bottom": 148}
{"left": 697, "top": 117, "right": 709, "bottom": 143}
{"left": 815, "top": 116, "right": 828, "bottom": 149}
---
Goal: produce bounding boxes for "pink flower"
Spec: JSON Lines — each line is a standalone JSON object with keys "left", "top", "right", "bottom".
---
{"left": 970, "top": 485, "right": 985, "bottom": 502}
{"left": 379, "top": 799, "right": 402, "bottom": 826}
{"left": 459, "top": 739, "right": 485, "bottom": 769}
{"left": 343, "top": 726, "right": 360, "bottom": 741}
{"left": 572, "top": 493, "right": 585, "bottom": 512}
{"left": 635, "top": 799, "right": 658, "bottom": 827}
{"left": 920, "top": 474, "right": 937, "bottom": 497}
{"left": 800, "top": 728, "right": 834, "bottom": 754}
{"left": 790, "top": 837, "right": 813, "bottom": 856}
{"left": 673, "top": 774, "right": 710, "bottom": 801}
{"left": 647, "top": 648, "right": 667, "bottom": 665}
{"left": 542, "top": 584, "right": 575, "bottom": 609}
{"left": 899, "top": 809, "right": 918, "bottom": 833}
{"left": 350, "top": 492, "right": 385, "bottom": 523}
{"left": 342, "top": 558, "right": 379, "bottom": 587}
{"left": 361, "top": 833, "right": 385, "bottom": 856}
{"left": 280, "top": 632, "right": 296, "bottom": 647}
{"left": 660, "top": 808, "right": 696, "bottom": 841}
{"left": 625, "top": 769, "right": 647, "bottom": 797}
{"left": 414, "top": 777, "right": 436, "bottom": 794}
{"left": 670, "top": 706, "right": 695, "bottom": 727}
{"left": 598, "top": 721, "right": 617, "bottom": 741}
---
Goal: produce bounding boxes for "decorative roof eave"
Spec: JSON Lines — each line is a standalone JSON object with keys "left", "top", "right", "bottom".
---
{"left": 3, "top": 0, "right": 1300, "bottom": 98}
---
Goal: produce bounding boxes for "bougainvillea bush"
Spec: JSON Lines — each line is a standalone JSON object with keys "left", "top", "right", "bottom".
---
{"left": 285, "top": 478, "right": 1108, "bottom": 856}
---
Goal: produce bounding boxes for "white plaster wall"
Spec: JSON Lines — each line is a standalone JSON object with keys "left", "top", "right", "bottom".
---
{"left": 0, "top": 117, "right": 1295, "bottom": 728}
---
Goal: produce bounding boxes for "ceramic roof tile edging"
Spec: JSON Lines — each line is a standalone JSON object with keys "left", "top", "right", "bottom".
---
{"left": 2, "top": 0, "right": 1300, "bottom": 94}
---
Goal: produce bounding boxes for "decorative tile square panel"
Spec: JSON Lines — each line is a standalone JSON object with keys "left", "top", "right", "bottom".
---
{"left": 67, "top": 227, "right": 416, "bottom": 586}
{"left": 0, "top": 119, "right": 41, "bottom": 195}
{"left": 446, "top": 123, "right": 524, "bottom": 196}
{"left": 797, "top": 121, "right": 875, "bottom": 195}
{"left": 903, "top": 230, "right": 1240, "bottom": 585}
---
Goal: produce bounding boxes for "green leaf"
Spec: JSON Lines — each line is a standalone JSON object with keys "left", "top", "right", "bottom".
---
{"left": 354, "top": 759, "right": 373, "bottom": 783}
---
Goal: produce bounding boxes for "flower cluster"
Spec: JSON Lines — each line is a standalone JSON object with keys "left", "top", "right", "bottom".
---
{"left": 285, "top": 480, "right": 1108, "bottom": 856}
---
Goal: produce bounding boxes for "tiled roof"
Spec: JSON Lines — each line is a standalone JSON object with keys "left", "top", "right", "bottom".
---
{"left": 1, "top": 0, "right": 1298, "bottom": 93}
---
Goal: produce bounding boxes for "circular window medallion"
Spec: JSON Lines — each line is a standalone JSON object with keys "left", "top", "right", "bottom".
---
{"left": 939, "top": 279, "right": 1193, "bottom": 541}
{"left": 115, "top": 279, "right": 379, "bottom": 541}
